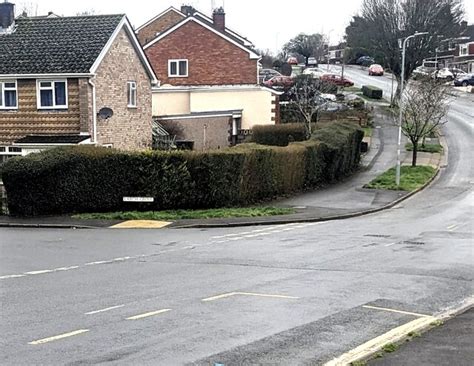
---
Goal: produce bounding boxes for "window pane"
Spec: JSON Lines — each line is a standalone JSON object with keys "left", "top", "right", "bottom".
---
{"left": 127, "top": 82, "right": 137, "bottom": 106}
{"left": 40, "top": 90, "right": 53, "bottom": 106}
{"left": 5, "top": 82, "right": 15, "bottom": 88}
{"left": 55, "top": 82, "right": 66, "bottom": 105}
{"left": 170, "top": 62, "right": 177, "bottom": 75}
{"left": 131, "top": 89, "right": 137, "bottom": 106}
{"left": 40, "top": 81, "right": 52, "bottom": 88}
{"left": 179, "top": 61, "right": 187, "bottom": 75}
{"left": 0, "top": 86, "right": 3, "bottom": 106}
{"left": 5, "top": 90, "right": 16, "bottom": 107}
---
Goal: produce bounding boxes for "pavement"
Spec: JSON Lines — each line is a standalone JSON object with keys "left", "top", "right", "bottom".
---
{"left": 0, "top": 105, "right": 445, "bottom": 230}
{"left": 368, "top": 307, "right": 474, "bottom": 366}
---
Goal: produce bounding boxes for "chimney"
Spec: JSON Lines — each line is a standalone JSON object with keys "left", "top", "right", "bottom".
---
{"left": 180, "top": 5, "right": 195, "bottom": 17}
{"left": 212, "top": 7, "right": 225, "bottom": 32}
{"left": 0, "top": 1, "right": 15, "bottom": 30}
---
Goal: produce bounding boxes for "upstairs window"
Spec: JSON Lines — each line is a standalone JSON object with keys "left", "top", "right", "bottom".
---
{"left": 37, "top": 80, "right": 67, "bottom": 109}
{"left": 168, "top": 59, "right": 188, "bottom": 77}
{"left": 127, "top": 81, "right": 137, "bottom": 108}
{"left": 0, "top": 80, "right": 18, "bottom": 109}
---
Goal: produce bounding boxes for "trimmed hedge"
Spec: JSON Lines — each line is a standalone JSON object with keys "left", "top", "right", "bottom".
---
{"left": 252, "top": 123, "right": 307, "bottom": 146}
{"left": 1, "top": 122, "right": 364, "bottom": 216}
{"left": 362, "top": 85, "right": 383, "bottom": 99}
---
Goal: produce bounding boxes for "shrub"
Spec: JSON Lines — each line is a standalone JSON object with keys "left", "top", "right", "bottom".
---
{"left": 362, "top": 85, "right": 383, "bottom": 99}
{"left": 252, "top": 123, "right": 307, "bottom": 146}
{"left": 1, "top": 122, "right": 363, "bottom": 216}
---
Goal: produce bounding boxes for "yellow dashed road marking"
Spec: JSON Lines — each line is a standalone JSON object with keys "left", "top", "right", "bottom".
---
{"left": 29, "top": 329, "right": 89, "bottom": 345}
{"left": 111, "top": 220, "right": 172, "bottom": 229}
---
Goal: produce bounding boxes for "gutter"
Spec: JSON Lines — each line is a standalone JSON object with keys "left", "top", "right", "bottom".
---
{"left": 88, "top": 77, "right": 98, "bottom": 143}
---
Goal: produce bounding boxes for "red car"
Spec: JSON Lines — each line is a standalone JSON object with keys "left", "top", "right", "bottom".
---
{"left": 368, "top": 64, "right": 384, "bottom": 76}
{"left": 263, "top": 75, "right": 294, "bottom": 88}
{"left": 320, "top": 74, "right": 354, "bottom": 87}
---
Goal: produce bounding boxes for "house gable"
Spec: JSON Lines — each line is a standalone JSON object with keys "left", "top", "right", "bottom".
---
{"left": 145, "top": 19, "right": 259, "bottom": 86}
{"left": 94, "top": 27, "right": 153, "bottom": 150}
{"left": 136, "top": 7, "right": 185, "bottom": 45}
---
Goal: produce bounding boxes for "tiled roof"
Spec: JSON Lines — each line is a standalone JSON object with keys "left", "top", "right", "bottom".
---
{"left": 0, "top": 14, "right": 124, "bottom": 75}
{"left": 192, "top": 14, "right": 257, "bottom": 54}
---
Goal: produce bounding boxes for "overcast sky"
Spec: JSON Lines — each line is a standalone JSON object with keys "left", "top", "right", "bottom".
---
{"left": 15, "top": 0, "right": 474, "bottom": 53}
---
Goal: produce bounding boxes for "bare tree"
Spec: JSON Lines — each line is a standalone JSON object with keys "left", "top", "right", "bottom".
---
{"left": 401, "top": 78, "right": 451, "bottom": 166}
{"left": 16, "top": 1, "right": 38, "bottom": 17}
{"left": 285, "top": 75, "right": 337, "bottom": 138}
{"left": 345, "top": 0, "right": 464, "bottom": 102}
{"left": 283, "top": 33, "right": 325, "bottom": 66}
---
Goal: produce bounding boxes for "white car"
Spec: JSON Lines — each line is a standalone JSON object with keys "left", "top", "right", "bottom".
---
{"left": 303, "top": 67, "right": 326, "bottom": 79}
{"left": 432, "top": 68, "right": 466, "bottom": 81}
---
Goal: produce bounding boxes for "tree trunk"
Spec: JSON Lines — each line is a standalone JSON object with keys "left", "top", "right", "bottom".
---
{"left": 391, "top": 75, "right": 402, "bottom": 107}
{"left": 412, "top": 141, "right": 418, "bottom": 167}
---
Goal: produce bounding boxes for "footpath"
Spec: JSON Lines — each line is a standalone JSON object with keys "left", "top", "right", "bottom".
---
{"left": 368, "top": 307, "right": 473, "bottom": 366}
{"left": 0, "top": 105, "right": 445, "bottom": 230}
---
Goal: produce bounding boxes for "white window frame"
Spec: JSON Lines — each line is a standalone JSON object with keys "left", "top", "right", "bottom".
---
{"left": 0, "top": 146, "right": 22, "bottom": 164}
{"left": 0, "top": 80, "right": 18, "bottom": 110}
{"left": 127, "top": 81, "right": 137, "bottom": 108}
{"left": 460, "top": 44, "right": 468, "bottom": 56}
{"left": 168, "top": 59, "right": 188, "bottom": 77}
{"left": 36, "top": 79, "right": 68, "bottom": 110}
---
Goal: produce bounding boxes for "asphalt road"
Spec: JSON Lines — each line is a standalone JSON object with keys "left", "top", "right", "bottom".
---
{"left": 1, "top": 68, "right": 472, "bottom": 365}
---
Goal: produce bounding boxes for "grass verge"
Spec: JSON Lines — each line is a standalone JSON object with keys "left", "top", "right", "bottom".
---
{"left": 363, "top": 127, "right": 373, "bottom": 138}
{"left": 405, "top": 143, "right": 443, "bottom": 153}
{"left": 72, "top": 207, "right": 295, "bottom": 221}
{"left": 364, "top": 165, "right": 437, "bottom": 191}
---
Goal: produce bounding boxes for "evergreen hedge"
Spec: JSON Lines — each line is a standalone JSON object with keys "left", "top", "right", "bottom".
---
{"left": 1, "top": 122, "right": 363, "bottom": 216}
{"left": 252, "top": 123, "right": 307, "bottom": 146}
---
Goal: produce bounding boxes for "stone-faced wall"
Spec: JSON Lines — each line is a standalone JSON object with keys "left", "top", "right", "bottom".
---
{"left": 145, "top": 20, "right": 258, "bottom": 86}
{"left": 136, "top": 10, "right": 185, "bottom": 46}
{"left": 95, "top": 27, "right": 152, "bottom": 150}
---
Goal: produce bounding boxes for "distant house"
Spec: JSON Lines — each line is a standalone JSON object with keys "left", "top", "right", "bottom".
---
{"left": 137, "top": 6, "right": 282, "bottom": 150}
{"left": 0, "top": 2, "right": 157, "bottom": 163}
{"left": 427, "top": 21, "right": 474, "bottom": 73}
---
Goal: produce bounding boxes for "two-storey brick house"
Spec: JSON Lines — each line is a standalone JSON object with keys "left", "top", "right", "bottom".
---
{"left": 137, "top": 6, "right": 281, "bottom": 150}
{"left": 0, "top": 2, "right": 157, "bottom": 162}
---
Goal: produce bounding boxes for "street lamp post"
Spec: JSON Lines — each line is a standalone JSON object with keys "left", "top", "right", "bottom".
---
{"left": 396, "top": 31, "right": 428, "bottom": 186}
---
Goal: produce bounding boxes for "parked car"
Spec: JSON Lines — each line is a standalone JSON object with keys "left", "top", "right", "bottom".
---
{"left": 356, "top": 56, "right": 375, "bottom": 66}
{"left": 307, "top": 57, "right": 318, "bottom": 66}
{"left": 453, "top": 74, "right": 474, "bottom": 87}
{"left": 302, "top": 67, "right": 326, "bottom": 79}
{"left": 287, "top": 57, "right": 298, "bottom": 65}
{"left": 432, "top": 68, "right": 466, "bottom": 81}
{"left": 368, "top": 64, "right": 384, "bottom": 76}
{"left": 263, "top": 75, "right": 294, "bottom": 88}
{"left": 320, "top": 74, "right": 354, "bottom": 87}
{"left": 259, "top": 68, "right": 281, "bottom": 83}
{"left": 412, "top": 66, "right": 430, "bottom": 80}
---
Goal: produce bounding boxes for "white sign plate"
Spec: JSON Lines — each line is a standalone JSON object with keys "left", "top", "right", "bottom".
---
{"left": 123, "top": 197, "right": 154, "bottom": 202}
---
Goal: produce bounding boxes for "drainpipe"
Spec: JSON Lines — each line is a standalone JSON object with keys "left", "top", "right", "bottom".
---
{"left": 88, "top": 77, "right": 97, "bottom": 144}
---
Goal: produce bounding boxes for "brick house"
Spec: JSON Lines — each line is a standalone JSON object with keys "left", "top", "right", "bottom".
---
{"left": 136, "top": 6, "right": 282, "bottom": 150}
{"left": 426, "top": 22, "right": 474, "bottom": 73}
{"left": 0, "top": 2, "right": 157, "bottom": 162}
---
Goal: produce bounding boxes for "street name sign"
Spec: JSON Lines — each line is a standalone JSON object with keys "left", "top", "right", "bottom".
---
{"left": 123, "top": 197, "right": 154, "bottom": 202}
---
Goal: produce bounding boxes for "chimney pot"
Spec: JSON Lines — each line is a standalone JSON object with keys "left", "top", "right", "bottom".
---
{"left": 180, "top": 5, "right": 195, "bottom": 16}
